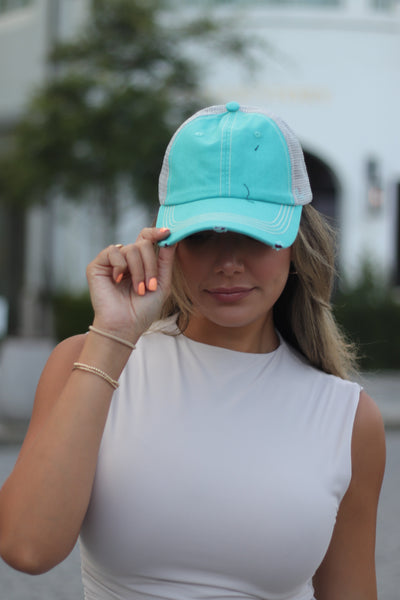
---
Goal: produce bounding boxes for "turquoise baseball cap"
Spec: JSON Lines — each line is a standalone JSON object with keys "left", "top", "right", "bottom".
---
{"left": 157, "top": 102, "right": 312, "bottom": 248}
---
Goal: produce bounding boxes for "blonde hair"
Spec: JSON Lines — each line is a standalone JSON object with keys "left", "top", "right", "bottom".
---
{"left": 273, "top": 205, "right": 358, "bottom": 379}
{"left": 159, "top": 205, "right": 358, "bottom": 379}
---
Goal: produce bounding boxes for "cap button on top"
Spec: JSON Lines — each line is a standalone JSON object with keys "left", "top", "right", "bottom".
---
{"left": 226, "top": 101, "right": 240, "bottom": 112}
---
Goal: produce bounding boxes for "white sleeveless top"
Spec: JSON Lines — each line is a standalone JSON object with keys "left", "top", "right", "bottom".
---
{"left": 80, "top": 318, "right": 360, "bottom": 600}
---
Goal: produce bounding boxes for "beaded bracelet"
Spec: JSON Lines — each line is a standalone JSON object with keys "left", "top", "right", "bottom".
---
{"left": 73, "top": 362, "right": 119, "bottom": 390}
{"left": 89, "top": 325, "right": 136, "bottom": 350}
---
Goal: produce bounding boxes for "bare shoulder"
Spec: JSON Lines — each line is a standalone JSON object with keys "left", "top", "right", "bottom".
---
{"left": 20, "top": 335, "right": 87, "bottom": 449}
{"left": 354, "top": 389, "right": 385, "bottom": 434}
{"left": 35, "top": 333, "right": 87, "bottom": 402}
{"left": 313, "top": 390, "right": 385, "bottom": 599}
{"left": 352, "top": 390, "right": 386, "bottom": 484}
{"left": 41, "top": 334, "right": 87, "bottom": 373}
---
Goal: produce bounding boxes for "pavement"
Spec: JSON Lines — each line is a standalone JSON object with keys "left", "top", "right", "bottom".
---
{"left": 0, "top": 371, "right": 399, "bottom": 445}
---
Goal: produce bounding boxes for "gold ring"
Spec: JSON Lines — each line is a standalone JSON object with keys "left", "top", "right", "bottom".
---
{"left": 114, "top": 244, "right": 123, "bottom": 249}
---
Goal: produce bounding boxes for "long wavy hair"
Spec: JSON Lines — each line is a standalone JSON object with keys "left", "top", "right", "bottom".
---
{"left": 159, "top": 205, "right": 358, "bottom": 379}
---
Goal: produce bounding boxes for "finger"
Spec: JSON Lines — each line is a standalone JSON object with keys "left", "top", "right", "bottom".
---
{"left": 136, "top": 227, "right": 171, "bottom": 245}
{"left": 120, "top": 228, "right": 171, "bottom": 294}
{"left": 135, "top": 228, "right": 172, "bottom": 292}
{"left": 124, "top": 245, "right": 146, "bottom": 295}
{"left": 108, "top": 245, "right": 129, "bottom": 283}
{"left": 139, "top": 238, "right": 163, "bottom": 292}
{"left": 157, "top": 244, "right": 177, "bottom": 292}
{"left": 87, "top": 245, "right": 128, "bottom": 284}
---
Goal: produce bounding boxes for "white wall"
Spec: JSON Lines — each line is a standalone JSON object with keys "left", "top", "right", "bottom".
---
{"left": 0, "top": 0, "right": 89, "bottom": 122}
{"left": 202, "top": 7, "right": 400, "bottom": 278}
{"left": 1, "top": 0, "right": 399, "bottom": 418}
{"left": 0, "top": 0, "right": 47, "bottom": 119}
{"left": 1, "top": 1, "right": 400, "bottom": 287}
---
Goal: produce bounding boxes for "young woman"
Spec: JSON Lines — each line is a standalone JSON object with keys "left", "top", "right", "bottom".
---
{"left": 0, "top": 103, "right": 385, "bottom": 600}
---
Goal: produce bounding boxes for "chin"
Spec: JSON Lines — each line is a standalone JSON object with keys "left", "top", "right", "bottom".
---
{"left": 202, "top": 307, "right": 270, "bottom": 330}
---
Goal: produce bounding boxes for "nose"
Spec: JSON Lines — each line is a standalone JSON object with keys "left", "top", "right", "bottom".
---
{"left": 213, "top": 234, "right": 244, "bottom": 275}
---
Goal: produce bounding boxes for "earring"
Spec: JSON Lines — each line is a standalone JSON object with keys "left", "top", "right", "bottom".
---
{"left": 289, "top": 262, "right": 298, "bottom": 275}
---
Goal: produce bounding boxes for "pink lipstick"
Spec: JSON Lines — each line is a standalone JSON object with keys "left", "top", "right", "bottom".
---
{"left": 206, "top": 287, "right": 253, "bottom": 303}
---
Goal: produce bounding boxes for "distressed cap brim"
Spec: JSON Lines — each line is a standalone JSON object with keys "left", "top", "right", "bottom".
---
{"left": 156, "top": 196, "right": 302, "bottom": 248}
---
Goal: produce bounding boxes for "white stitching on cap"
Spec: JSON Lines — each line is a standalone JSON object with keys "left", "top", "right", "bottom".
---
{"left": 161, "top": 203, "right": 295, "bottom": 236}
{"left": 228, "top": 111, "right": 238, "bottom": 198}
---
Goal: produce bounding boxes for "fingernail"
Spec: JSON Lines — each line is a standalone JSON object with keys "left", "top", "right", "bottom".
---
{"left": 148, "top": 277, "right": 157, "bottom": 292}
{"left": 138, "top": 282, "right": 146, "bottom": 296}
{"left": 160, "top": 228, "right": 170, "bottom": 233}
{"left": 115, "top": 273, "right": 123, "bottom": 284}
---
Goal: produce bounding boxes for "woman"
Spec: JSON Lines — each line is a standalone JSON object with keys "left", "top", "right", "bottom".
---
{"left": 0, "top": 103, "right": 385, "bottom": 600}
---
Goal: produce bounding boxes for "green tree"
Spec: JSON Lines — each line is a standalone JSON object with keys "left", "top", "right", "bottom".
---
{"left": 333, "top": 260, "right": 400, "bottom": 370}
{"left": 0, "top": 0, "right": 256, "bottom": 334}
{"left": 0, "top": 0, "right": 253, "bottom": 217}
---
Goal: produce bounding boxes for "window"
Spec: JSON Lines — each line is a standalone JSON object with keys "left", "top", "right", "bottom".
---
{"left": 0, "top": 0, "right": 33, "bottom": 15}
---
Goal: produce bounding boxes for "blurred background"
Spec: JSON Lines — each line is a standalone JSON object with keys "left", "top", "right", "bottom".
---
{"left": 0, "top": 0, "right": 400, "bottom": 417}
{"left": 0, "top": 1, "right": 399, "bottom": 597}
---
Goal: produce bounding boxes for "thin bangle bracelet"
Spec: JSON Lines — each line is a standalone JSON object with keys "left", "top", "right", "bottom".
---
{"left": 73, "top": 362, "right": 119, "bottom": 390}
{"left": 89, "top": 325, "right": 136, "bottom": 350}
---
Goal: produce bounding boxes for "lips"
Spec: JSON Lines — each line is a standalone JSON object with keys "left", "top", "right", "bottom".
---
{"left": 206, "top": 287, "right": 254, "bottom": 303}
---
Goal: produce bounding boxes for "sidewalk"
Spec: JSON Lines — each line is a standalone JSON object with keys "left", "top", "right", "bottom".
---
{"left": 0, "top": 371, "right": 399, "bottom": 445}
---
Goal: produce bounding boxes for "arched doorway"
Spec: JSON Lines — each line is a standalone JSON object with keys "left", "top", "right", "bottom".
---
{"left": 304, "top": 151, "right": 339, "bottom": 226}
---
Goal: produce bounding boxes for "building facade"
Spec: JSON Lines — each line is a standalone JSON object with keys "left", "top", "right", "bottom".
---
{"left": 201, "top": 0, "right": 400, "bottom": 286}
{"left": 1, "top": 0, "right": 400, "bottom": 339}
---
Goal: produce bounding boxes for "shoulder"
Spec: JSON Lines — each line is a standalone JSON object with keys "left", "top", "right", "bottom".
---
{"left": 17, "top": 334, "right": 87, "bottom": 450}
{"left": 281, "top": 339, "right": 361, "bottom": 397}
{"left": 35, "top": 335, "right": 86, "bottom": 411}
{"left": 37, "top": 332, "right": 87, "bottom": 389}
{"left": 351, "top": 390, "right": 386, "bottom": 486}
{"left": 354, "top": 390, "right": 385, "bottom": 438}
{"left": 41, "top": 334, "right": 87, "bottom": 375}
{"left": 312, "top": 391, "right": 386, "bottom": 598}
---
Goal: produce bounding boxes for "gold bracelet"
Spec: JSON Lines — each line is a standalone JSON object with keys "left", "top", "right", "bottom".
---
{"left": 89, "top": 326, "right": 136, "bottom": 350}
{"left": 73, "top": 362, "right": 119, "bottom": 390}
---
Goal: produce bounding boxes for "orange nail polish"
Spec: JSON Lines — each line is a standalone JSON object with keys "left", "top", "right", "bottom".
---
{"left": 138, "top": 282, "right": 146, "bottom": 296}
{"left": 148, "top": 277, "right": 157, "bottom": 292}
{"left": 116, "top": 273, "right": 123, "bottom": 284}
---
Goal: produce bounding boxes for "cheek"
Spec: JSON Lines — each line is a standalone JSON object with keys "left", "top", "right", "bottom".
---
{"left": 256, "top": 250, "right": 291, "bottom": 284}
{"left": 175, "top": 246, "right": 206, "bottom": 290}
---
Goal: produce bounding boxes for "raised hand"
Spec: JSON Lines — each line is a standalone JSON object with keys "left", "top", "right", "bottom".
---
{"left": 86, "top": 227, "right": 176, "bottom": 342}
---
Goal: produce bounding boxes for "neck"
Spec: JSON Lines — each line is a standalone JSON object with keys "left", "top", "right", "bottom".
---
{"left": 181, "top": 314, "right": 279, "bottom": 354}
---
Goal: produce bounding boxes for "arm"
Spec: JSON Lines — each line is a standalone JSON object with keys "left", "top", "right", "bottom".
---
{"left": 0, "top": 229, "right": 176, "bottom": 575}
{"left": 313, "top": 390, "right": 386, "bottom": 600}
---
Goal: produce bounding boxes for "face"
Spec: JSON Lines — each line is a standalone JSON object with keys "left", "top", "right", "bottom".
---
{"left": 176, "top": 231, "right": 292, "bottom": 347}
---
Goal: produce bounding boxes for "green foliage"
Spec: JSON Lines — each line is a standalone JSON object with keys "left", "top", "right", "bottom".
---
{"left": 0, "top": 0, "right": 255, "bottom": 213}
{"left": 333, "top": 261, "right": 400, "bottom": 371}
{"left": 52, "top": 292, "right": 93, "bottom": 341}
{"left": 0, "top": 0, "right": 259, "bottom": 336}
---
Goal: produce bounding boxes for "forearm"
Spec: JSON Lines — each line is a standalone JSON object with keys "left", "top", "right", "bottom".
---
{"left": 0, "top": 231, "right": 175, "bottom": 574}
{"left": 0, "top": 333, "right": 134, "bottom": 574}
